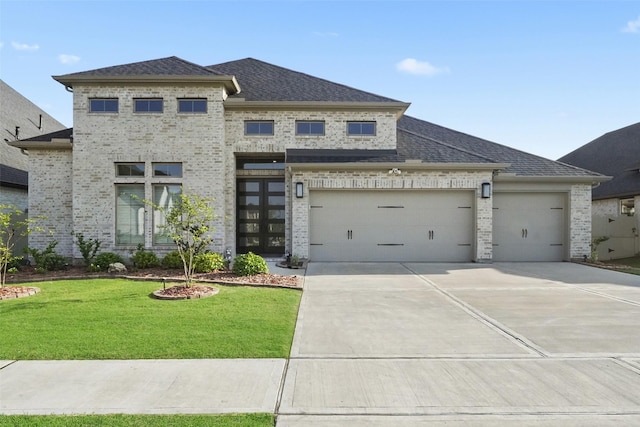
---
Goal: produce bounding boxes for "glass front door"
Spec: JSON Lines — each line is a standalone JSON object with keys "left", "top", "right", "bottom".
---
{"left": 237, "top": 178, "right": 285, "bottom": 256}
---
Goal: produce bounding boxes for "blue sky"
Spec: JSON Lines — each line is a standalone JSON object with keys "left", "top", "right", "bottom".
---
{"left": 1, "top": 0, "right": 638, "bottom": 160}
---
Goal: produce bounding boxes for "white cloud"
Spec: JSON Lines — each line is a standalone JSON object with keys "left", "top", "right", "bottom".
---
{"left": 59, "top": 54, "right": 80, "bottom": 65}
{"left": 396, "top": 58, "right": 449, "bottom": 77}
{"left": 622, "top": 16, "right": 640, "bottom": 33}
{"left": 12, "top": 41, "right": 39, "bottom": 51}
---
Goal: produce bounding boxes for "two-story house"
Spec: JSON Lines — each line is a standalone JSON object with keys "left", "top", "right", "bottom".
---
{"left": 10, "top": 57, "right": 606, "bottom": 263}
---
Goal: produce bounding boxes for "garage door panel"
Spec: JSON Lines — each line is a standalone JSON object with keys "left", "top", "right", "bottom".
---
{"left": 310, "top": 191, "right": 474, "bottom": 262}
{"left": 493, "top": 193, "right": 566, "bottom": 262}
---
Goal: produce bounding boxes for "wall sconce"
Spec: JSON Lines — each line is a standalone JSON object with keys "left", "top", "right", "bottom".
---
{"left": 388, "top": 168, "right": 402, "bottom": 175}
{"left": 295, "top": 182, "right": 304, "bottom": 198}
{"left": 481, "top": 182, "right": 491, "bottom": 199}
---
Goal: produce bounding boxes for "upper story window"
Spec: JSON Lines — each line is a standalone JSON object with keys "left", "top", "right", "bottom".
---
{"left": 116, "top": 163, "right": 145, "bottom": 177}
{"left": 296, "top": 121, "right": 325, "bottom": 136}
{"left": 347, "top": 121, "right": 376, "bottom": 136}
{"left": 178, "top": 98, "right": 207, "bottom": 113}
{"left": 90, "top": 98, "right": 118, "bottom": 113}
{"left": 621, "top": 198, "right": 635, "bottom": 216}
{"left": 134, "top": 98, "right": 163, "bottom": 113}
{"left": 153, "top": 163, "right": 182, "bottom": 177}
{"left": 245, "top": 121, "right": 274, "bottom": 135}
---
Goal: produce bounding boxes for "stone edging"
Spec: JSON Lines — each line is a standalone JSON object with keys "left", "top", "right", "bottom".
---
{"left": 0, "top": 286, "right": 41, "bottom": 300}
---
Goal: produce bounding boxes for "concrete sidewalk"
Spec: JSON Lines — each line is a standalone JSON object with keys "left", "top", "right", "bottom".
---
{"left": 0, "top": 359, "right": 285, "bottom": 415}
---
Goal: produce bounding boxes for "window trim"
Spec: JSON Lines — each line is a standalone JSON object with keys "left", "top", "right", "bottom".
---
{"left": 178, "top": 98, "right": 207, "bottom": 113}
{"left": 89, "top": 98, "right": 119, "bottom": 113}
{"left": 115, "top": 184, "right": 145, "bottom": 246}
{"left": 245, "top": 120, "right": 275, "bottom": 136}
{"left": 347, "top": 121, "right": 376, "bottom": 136}
{"left": 296, "top": 120, "right": 325, "bottom": 136}
{"left": 134, "top": 98, "right": 163, "bottom": 113}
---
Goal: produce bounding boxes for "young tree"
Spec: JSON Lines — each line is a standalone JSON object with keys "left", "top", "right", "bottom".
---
{"left": 155, "top": 192, "right": 216, "bottom": 286}
{"left": 0, "top": 204, "right": 44, "bottom": 287}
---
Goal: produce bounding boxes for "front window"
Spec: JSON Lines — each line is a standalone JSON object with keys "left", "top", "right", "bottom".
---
{"left": 178, "top": 99, "right": 207, "bottom": 113}
{"left": 621, "top": 199, "right": 635, "bottom": 216}
{"left": 245, "top": 121, "right": 274, "bottom": 135}
{"left": 153, "top": 163, "right": 182, "bottom": 177}
{"left": 296, "top": 121, "right": 325, "bottom": 135}
{"left": 90, "top": 98, "right": 118, "bottom": 113}
{"left": 134, "top": 98, "right": 163, "bottom": 113}
{"left": 116, "top": 163, "right": 145, "bottom": 177}
{"left": 347, "top": 121, "right": 376, "bottom": 135}
{"left": 153, "top": 184, "right": 182, "bottom": 244}
{"left": 115, "top": 185, "right": 145, "bottom": 245}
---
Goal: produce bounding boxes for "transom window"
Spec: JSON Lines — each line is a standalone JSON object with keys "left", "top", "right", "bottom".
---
{"left": 134, "top": 98, "right": 163, "bottom": 113}
{"left": 178, "top": 99, "right": 207, "bottom": 113}
{"left": 296, "top": 121, "right": 325, "bottom": 135}
{"left": 153, "top": 163, "right": 182, "bottom": 177}
{"left": 245, "top": 121, "right": 274, "bottom": 135}
{"left": 116, "top": 163, "right": 145, "bottom": 177}
{"left": 90, "top": 98, "right": 118, "bottom": 113}
{"left": 347, "top": 121, "right": 376, "bottom": 136}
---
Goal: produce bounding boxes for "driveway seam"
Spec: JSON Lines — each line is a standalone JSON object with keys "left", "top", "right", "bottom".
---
{"left": 401, "top": 263, "right": 549, "bottom": 357}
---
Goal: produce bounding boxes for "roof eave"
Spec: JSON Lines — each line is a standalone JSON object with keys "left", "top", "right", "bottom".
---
{"left": 8, "top": 139, "right": 72, "bottom": 150}
{"left": 287, "top": 162, "right": 509, "bottom": 171}
{"left": 225, "top": 99, "right": 410, "bottom": 117}
{"left": 52, "top": 75, "right": 241, "bottom": 94}
{"left": 494, "top": 174, "right": 611, "bottom": 184}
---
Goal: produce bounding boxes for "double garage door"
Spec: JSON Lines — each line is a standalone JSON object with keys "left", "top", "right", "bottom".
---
{"left": 309, "top": 190, "right": 474, "bottom": 262}
{"left": 309, "top": 190, "right": 568, "bottom": 262}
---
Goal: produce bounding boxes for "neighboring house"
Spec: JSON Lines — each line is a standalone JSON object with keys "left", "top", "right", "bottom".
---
{"left": 10, "top": 57, "right": 606, "bottom": 263}
{"left": 1, "top": 79, "right": 66, "bottom": 255}
{"left": 558, "top": 122, "right": 640, "bottom": 260}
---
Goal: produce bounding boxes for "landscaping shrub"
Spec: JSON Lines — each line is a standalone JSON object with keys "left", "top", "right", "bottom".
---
{"left": 72, "top": 231, "right": 102, "bottom": 267}
{"left": 233, "top": 252, "right": 268, "bottom": 276}
{"left": 130, "top": 245, "right": 160, "bottom": 269}
{"left": 93, "top": 252, "right": 125, "bottom": 272}
{"left": 194, "top": 251, "right": 226, "bottom": 273}
{"left": 162, "top": 250, "right": 183, "bottom": 269}
{"left": 24, "top": 241, "right": 68, "bottom": 272}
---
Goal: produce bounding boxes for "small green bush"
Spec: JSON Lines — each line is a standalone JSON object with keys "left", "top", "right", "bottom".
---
{"left": 194, "top": 252, "right": 226, "bottom": 273}
{"left": 93, "top": 252, "right": 125, "bottom": 272}
{"left": 131, "top": 245, "right": 160, "bottom": 269}
{"left": 24, "top": 241, "right": 68, "bottom": 271}
{"left": 162, "top": 250, "right": 183, "bottom": 269}
{"left": 72, "top": 231, "right": 102, "bottom": 267}
{"left": 233, "top": 252, "right": 268, "bottom": 276}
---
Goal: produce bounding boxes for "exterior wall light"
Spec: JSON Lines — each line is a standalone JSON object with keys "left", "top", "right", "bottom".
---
{"left": 295, "top": 182, "right": 304, "bottom": 198}
{"left": 481, "top": 182, "right": 491, "bottom": 199}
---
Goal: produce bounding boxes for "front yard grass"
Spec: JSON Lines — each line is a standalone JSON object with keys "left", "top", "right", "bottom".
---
{"left": 0, "top": 279, "right": 301, "bottom": 360}
{"left": 605, "top": 256, "right": 640, "bottom": 276}
{"left": 0, "top": 414, "right": 274, "bottom": 427}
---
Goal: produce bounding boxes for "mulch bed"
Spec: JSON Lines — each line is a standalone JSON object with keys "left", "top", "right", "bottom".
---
{"left": 2, "top": 265, "right": 303, "bottom": 300}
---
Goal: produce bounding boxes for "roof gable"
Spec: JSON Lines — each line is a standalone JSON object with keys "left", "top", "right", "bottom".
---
{"left": 207, "top": 58, "right": 401, "bottom": 103}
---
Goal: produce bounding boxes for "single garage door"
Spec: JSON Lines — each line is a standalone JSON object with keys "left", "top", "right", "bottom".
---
{"left": 493, "top": 192, "right": 566, "bottom": 261}
{"left": 309, "top": 190, "right": 474, "bottom": 262}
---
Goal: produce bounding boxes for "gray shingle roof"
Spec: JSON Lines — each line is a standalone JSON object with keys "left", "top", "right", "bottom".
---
{"left": 0, "top": 164, "right": 28, "bottom": 188}
{"left": 19, "top": 128, "right": 73, "bottom": 142}
{"left": 558, "top": 122, "right": 640, "bottom": 199}
{"left": 397, "top": 115, "right": 602, "bottom": 177}
{"left": 54, "top": 56, "right": 222, "bottom": 80}
{"left": 208, "top": 58, "right": 400, "bottom": 103}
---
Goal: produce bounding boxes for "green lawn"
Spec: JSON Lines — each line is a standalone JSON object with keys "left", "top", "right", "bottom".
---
{"left": 606, "top": 256, "right": 640, "bottom": 276}
{"left": 0, "top": 279, "right": 301, "bottom": 359}
{"left": 0, "top": 414, "right": 274, "bottom": 427}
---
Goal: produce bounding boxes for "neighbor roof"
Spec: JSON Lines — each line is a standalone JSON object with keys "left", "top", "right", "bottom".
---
{"left": 558, "top": 122, "right": 640, "bottom": 199}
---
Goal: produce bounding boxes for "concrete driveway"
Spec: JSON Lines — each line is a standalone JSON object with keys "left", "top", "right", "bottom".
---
{"left": 278, "top": 262, "right": 640, "bottom": 426}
